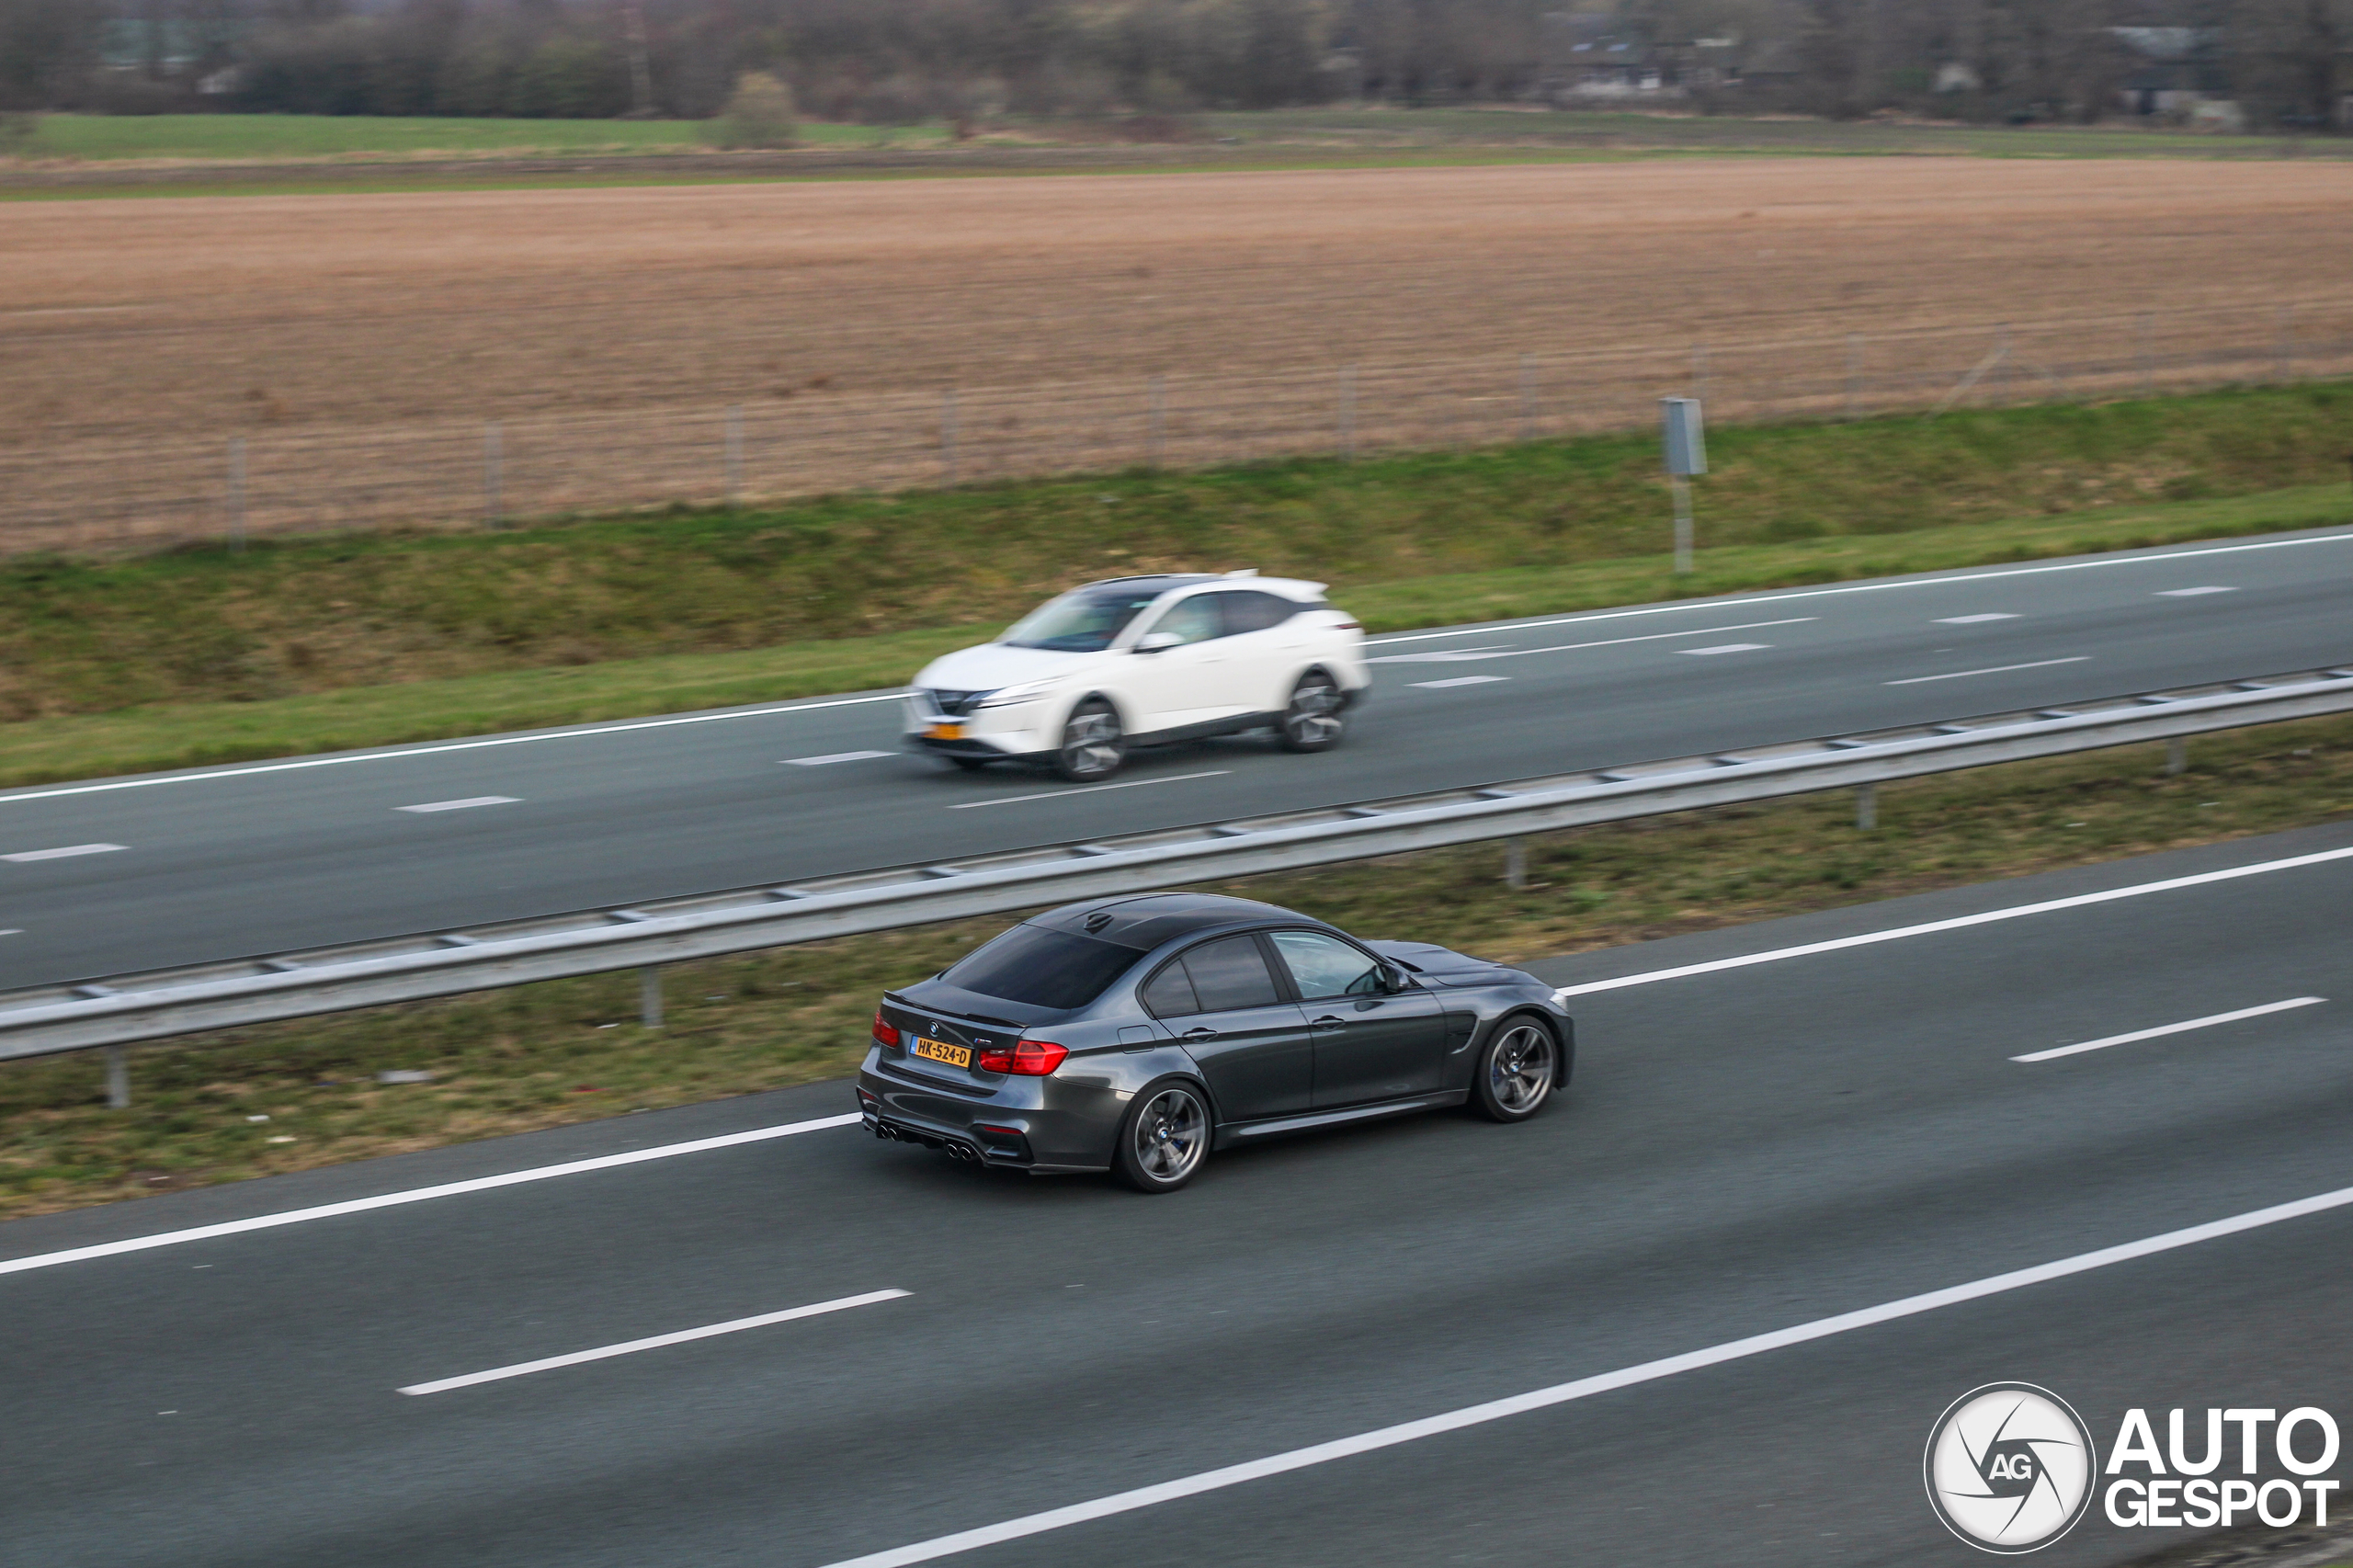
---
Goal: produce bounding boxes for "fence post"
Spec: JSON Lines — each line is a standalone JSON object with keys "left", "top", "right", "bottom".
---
{"left": 1856, "top": 783, "right": 1878, "bottom": 831}
{"left": 106, "top": 1045, "right": 130, "bottom": 1109}
{"left": 941, "top": 391, "right": 958, "bottom": 485}
{"left": 2139, "top": 312, "right": 2155, "bottom": 397}
{"left": 1518, "top": 354, "right": 1536, "bottom": 443}
{"left": 483, "top": 421, "right": 504, "bottom": 528}
{"left": 640, "top": 965, "right": 665, "bottom": 1028}
{"left": 226, "top": 437, "right": 246, "bottom": 554}
{"left": 724, "top": 403, "right": 744, "bottom": 506}
{"left": 1148, "top": 375, "right": 1165, "bottom": 469}
{"left": 1844, "top": 334, "right": 1863, "bottom": 420}
{"left": 1338, "top": 364, "right": 1357, "bottom": 460}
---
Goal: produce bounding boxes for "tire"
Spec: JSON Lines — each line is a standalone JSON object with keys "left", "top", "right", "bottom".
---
{"left": 946, "top": 756, "right": 990, "bottom": 773}
{"left": 1113, "top": 1078, "right": 1211, "bottom": 1193}
{"left": 1468, "top": 1017, "right": 1559, "bottom": 1123}
{"left": 1278, "top": 670, "right": 1347, "bottom": 753}
{"left": 1055, "top": 698, "right": 1125, "bottom": 782}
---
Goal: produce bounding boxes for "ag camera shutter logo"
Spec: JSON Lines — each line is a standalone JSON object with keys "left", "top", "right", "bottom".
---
{"left": 1925, "top": 1383, "right": 2099, "bottom": 1553}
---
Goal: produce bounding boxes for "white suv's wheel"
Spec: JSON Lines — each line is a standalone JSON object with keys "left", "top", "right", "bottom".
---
{"left": 1056, "top": 699, "right": 1125, "bottom": 782}
{"left": 1278, "top": 671, "right": 1347, "bottom": 753}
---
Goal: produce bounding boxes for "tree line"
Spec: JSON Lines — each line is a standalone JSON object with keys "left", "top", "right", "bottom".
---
{"left": 0, "top": 0, "right": 2342, "bottom": 130}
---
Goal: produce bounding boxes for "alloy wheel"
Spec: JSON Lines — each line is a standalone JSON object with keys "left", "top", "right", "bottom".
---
{"left": 1280, "top": 675, "right": 1346, "bottom": 751}
{"left": 1131, "top": 1086, "right": 1206, "bottom": 1185}
{"left": 1058, "top": 700, "right": 1124, "bottom": 781}
{"left": 1486, "top": 1024, "right": 1554, "bottom": 1113}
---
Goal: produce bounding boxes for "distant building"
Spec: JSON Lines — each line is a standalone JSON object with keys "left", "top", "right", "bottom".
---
{"left": 2109, "top": 27, "right": 2230, "bottom": 118}
{"left": 1538, "top": 13, "right": 1786, "bottom": 102}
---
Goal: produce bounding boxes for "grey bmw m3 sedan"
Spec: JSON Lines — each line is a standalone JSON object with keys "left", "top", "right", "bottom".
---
{"left": 857, "top": 892, "right": 1574, "bottom": 1192}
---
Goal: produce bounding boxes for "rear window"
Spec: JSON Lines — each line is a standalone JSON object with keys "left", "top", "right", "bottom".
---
{"left": 938, "top": 925, "right": 1145, "bottom": 1011}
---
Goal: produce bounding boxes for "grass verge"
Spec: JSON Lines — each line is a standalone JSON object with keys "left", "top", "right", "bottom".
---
{"left": 4, "top": 711, "right": 2347, "bottom": 1221}
{"left": 0, "top": 479, "right": 2344, "bottom": 790}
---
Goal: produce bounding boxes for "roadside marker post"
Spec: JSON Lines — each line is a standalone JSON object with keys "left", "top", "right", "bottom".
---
{"left": 1661, "top": 397, "right": 1706, "bottom": 574}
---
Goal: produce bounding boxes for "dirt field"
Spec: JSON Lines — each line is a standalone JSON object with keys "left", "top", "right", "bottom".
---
{"left": 4, "top": 157, "right": 2351, "bottom": 547}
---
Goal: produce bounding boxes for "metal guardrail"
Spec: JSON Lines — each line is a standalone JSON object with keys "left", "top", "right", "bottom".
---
{"left": 5, "top": 666, "right": 2350, "bottom": 1074}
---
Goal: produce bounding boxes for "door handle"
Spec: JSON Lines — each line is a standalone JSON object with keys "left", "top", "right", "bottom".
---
{"left": 1311, "top": 1016, "right": 1347, "bottom": 1030}
{"left": 1181, "top": 1027, "right": 1218, "bottom": 1040}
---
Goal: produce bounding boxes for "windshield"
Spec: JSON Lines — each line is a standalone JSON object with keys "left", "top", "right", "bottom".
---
{"left": 938, "top": 924, "right": 1145, "bottom": 1010}
{"left": 1001, "top": 585, "right": 1168, "bottom": 653}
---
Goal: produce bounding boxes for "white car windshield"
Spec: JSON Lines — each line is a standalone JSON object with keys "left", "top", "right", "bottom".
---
{"left": 1001, "top": 585, "right": 1171, "bottom": 653}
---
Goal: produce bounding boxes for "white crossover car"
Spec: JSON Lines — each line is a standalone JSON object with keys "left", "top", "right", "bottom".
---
{"left": 905, "top": 572, "right": 1370, "bottom": 781}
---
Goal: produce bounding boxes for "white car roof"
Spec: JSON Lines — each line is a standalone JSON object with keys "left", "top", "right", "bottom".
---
{"left": 1188, "top": 570, "right": 1328, "bottom": 602}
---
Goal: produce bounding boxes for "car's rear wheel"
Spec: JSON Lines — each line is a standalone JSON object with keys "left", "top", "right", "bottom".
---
{"left": 1278, "top": 671, "right": 1347, "bottom": 753}
{"left": 1056, "top": 699, "right": 1125, "bottom": 782}
{"left": 1114, "top": 1079, "right": 1210, "bottom": 1192}
{"left": 1469, "top": 1017, "right": 1558, "bottom": 1122}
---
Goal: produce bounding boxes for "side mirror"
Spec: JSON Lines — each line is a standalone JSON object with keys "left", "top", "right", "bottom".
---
{"left": 1134, "top": 631, "right": 1181, "bottom": 653}
{"left": 1381, "top": 964, "right": 1410, "bottom": 993}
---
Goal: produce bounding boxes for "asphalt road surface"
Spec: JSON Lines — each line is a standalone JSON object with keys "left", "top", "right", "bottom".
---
{"left": 4, "top": 526, "right": 2349, "bottom": 987}
{"left": 4, "top": 824, "right": 2348, "bottom": 1568}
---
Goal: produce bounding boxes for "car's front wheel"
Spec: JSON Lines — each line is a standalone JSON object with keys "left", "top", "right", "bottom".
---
{"left": 1056, "top": 698, "right": 1125, "bottom": 782}
{"left": 1469, "top": 1017, "right": 1559, "bottom": 1122}
{"left": 1114, "top": 1079, "right": 1211, "bottom": 1193}
{"left": 1278, "top": 671, "right": 1347, "bottom": 753}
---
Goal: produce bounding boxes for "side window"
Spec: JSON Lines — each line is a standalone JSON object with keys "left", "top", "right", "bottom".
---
{"left": 1144, "top": 595, "right": 1222, "bottom": 646}
{"left": 1267, "top": 931, "right": 1384, "bottom": 1001}
{"left": 1139, "top": 961, "right": 1199, "bottom": 1019}
{"left": 1179, "top": 935, "right": 1283, "bottom": 1013}
{"left": 1224, "top": 591, "right": 1299, "bottom": 635}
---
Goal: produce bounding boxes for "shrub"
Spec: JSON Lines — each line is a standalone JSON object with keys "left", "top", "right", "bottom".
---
{"left": 705, "top": 71, "right": 798, "bottom": 148}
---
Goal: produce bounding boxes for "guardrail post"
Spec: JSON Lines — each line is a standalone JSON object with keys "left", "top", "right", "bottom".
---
{"left": 640, "top": 965, "right": 664, "bottom": 1028}
{"left": 1856, "top": 783, "right": 1878, "bottom": 831}
{"left": 106, "top": 1045, "right": 130, "bottom": 1108}
{"left": 2165, "top": 737, "right": 2188, "bottom": 776}
{"left": 1505, "top": 837, "right": 1527, "bottom": 890}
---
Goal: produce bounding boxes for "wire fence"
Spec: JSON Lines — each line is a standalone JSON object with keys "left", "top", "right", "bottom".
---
{"left": 6, "top": 298, "right": 2350, "bottom": 557}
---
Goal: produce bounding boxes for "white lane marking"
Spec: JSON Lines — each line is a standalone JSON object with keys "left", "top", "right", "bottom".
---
{"left": 0, "top": 1112, "right": 862, "bottom": 1278}
{"left": 1, "top": 843, "right": 127, "bottom": 863}
{"left": 1411, "top": 676, "right": 1510, "bottom": 689}
{"left": 0, "top": 692, "right": 911, "bottom": 806}
{"left": 397, "top": 1290, "right": 910, "bottom": 1396}
{"left": 783, "top": 751, "right": 894, "bottom": 767}
{"left": 1552, "top": 844, "right": 2353, "bottom": 1001}
{"left": 0, "top": 929, "right": 20, "bottom": 937}
{"left": 1883, "top": 656, "right": 2089, "bottom": 686}
{"left": 813, "top": 1181, "right": 2353, "bottom": 1568}
{"left": 1373, "top": 617, "right": 1814, "bottom": 665}
{"left": 1365, "top": 645, "right": 1515, "bottom": 665}
{"left": 2013, "top": 997, "right": 2326, "bottom": 1062}
{"left": 1359, "top": 529, "right": 2352, "bottom": 647}
{"left": 2158, "top": 586, "right": 2236, "bottom": 597}
{"left": 949, "top": 771, "right": 1230, "bottom": 810}
{"left": 395, "top": 796, "right": 520, "bottom": 814}
{"left": 1677, "top": 643, "right": 1770, "bottom": 656}
{"left": 1935, "top": 613, "right": 2020, "bottom": 625}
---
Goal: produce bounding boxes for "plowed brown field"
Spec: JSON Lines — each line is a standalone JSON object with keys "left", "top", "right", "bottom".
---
{"left": 4, "top": 157, "right": 2350, "bottom": 546}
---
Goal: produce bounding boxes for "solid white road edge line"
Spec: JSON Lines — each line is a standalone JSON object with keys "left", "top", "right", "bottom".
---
{"left": 1884, "top": 656, "right": 2090, "bottom": 686}
{"left": 0, "top": 1113, "right": 863, "bottom": 1278}
{"left": 397, "top": 1290, "right": 911, "bottom": 1396}
{"left": 1368, "top": 617, "right": 1815, "bottom": 665}
{"left": 812, "top": 1181, "right": 2353, "bottom": 1568}
{"left": 949, "top": 771, "right": 1230, "bottom": 809}
{"left": 0, "top": 693, "right": 912, "bottom": 806}
{"left": 2, "top": 843, "right": 128, "bottom": 862}
{"left": 1552, "top": 844, "right": 2353, "bottom": 1001}
{"left": 2013, "top": 997, "right": 2326, "bottom": 1062}
{"left": 1361, "top": 529, "right": 2351, "bottom": 647}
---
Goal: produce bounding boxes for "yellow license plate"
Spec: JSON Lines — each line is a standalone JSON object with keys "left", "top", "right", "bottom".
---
{"left": 927, "top": 722, "right": 966, "bottom": 741}
{"left": 911, "top": 1037, "right": 971, "bottom": 1068}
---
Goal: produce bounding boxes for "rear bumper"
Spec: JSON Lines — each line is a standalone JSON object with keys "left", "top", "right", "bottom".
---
{"left": 856, "top": 1054, "right": 1115, "bottom": 1175}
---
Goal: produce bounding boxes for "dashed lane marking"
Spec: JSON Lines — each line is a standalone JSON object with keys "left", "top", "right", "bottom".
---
{"left": 782, "top": 751, "right": 895, "bottom": 767}
{"left": 2, "top": 843, "right": 127, "bottom": 863}
{"left": 1410, "top": 676, "right": 1510, "bottom": 689}
{"left": 2157, "top": 585, "right": 2237, "bottom": 597}
{"left": 395, "top": 797, "right": 521, "bottom": 814}
{"left": 1934, "top": 614, "right": 2021, "bottom": 624}
{"left": 1677, "top": 644, "right": 1770, "bottom": 656}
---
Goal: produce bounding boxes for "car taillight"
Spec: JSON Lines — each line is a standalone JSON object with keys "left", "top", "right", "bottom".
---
{"left": 871, "top": 1010, "right": 901, "bottom": 1048}
{"left": 977, "top": 1039, "right": 1068, "bottom": 1075}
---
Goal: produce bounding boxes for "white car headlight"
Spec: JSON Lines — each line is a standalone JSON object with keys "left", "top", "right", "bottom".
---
{"left": 975, "top": 681, "right": 1056, "bottom": 709}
